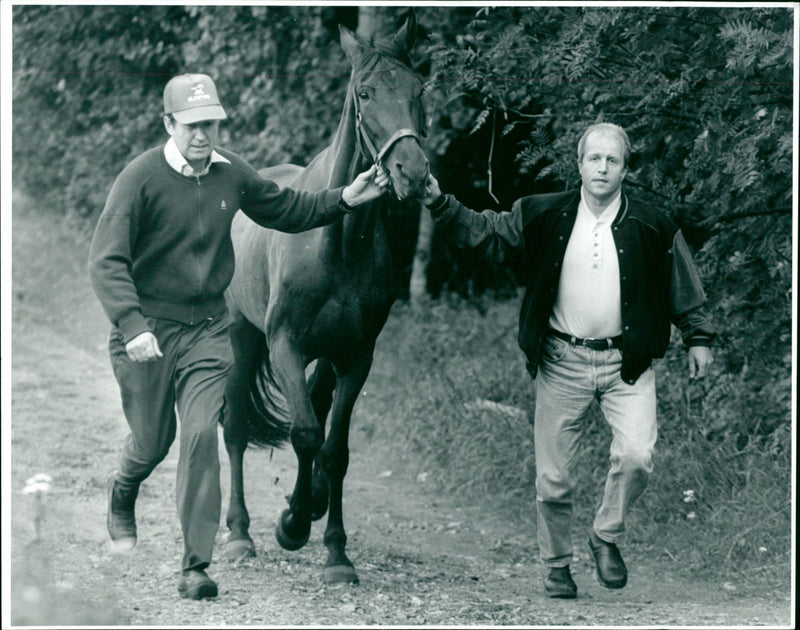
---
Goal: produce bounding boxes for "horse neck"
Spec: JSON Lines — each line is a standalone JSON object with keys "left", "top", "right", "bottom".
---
{"left": 305, "top": 85, "right": 384, "bottom": 250}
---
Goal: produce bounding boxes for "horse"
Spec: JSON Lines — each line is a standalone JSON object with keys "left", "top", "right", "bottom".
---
{"left": 221, "top": 13, "right": 429, "bottom": 585}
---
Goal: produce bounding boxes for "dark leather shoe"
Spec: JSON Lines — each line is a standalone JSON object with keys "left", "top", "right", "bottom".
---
{"left": 107, "top": 475, "right": 136, "bottom": 551}
{"left": 543, "top": 565, "right": 577, "bottom": 598}
{"left": 588, "top": 531, "right": 627, "bottom": 589}
{"left": 178, "top": 569, "right": 218, "bottom": 600}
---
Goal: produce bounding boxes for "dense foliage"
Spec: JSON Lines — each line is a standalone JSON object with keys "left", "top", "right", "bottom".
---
{"left": 419, "top": 5, "right": 794, "bottom": 450}
{"left": 12, "top": 5, "right": 360, "bottom": 220}
{"left": 11, "top": 5, "right": 794, "bottom": 576}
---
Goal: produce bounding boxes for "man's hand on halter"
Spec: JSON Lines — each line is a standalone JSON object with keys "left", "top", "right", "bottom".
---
{"left": 423, "top": 173, "right": 443, "bottom": 207}
{"left": 341, "top": 165, "right": 390, "bottom": 207}
{"left": 125, "top": 331, "right": 164, "bottom": 362}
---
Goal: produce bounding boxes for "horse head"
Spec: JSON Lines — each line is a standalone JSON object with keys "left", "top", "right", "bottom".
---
{"left": 340, "top": 14, "right": 429, "bottom": 201}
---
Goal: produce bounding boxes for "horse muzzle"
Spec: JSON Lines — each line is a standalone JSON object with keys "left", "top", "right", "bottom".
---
{"left": 379, "top": 136, "right": 429, "bottom": 202}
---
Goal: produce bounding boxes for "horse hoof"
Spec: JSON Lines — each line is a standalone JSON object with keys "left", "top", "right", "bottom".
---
{"left": 223, "top": 536, "right": 256, "bottom": 560}
{"left": 323, "top": 564, "right": 359, "bottom": 585}
{"left": 275, "top": 510, "right": 310, "bottom": 551}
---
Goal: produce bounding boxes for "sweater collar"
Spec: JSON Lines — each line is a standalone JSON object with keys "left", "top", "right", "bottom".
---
{"left": 164, "top": 138, "right": 230, "bottom": 177}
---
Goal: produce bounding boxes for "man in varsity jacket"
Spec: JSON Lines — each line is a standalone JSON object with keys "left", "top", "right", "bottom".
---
{"left": 423, "top": 122, "right": 715, "bottom": 599}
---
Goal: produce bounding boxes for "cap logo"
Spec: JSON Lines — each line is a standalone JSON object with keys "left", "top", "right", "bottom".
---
{"left": 188, "top": 83, "right": 212, "bottom": 103}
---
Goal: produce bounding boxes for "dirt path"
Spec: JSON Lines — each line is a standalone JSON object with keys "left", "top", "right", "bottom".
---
{"left": 7, "top": 211, "right": 792, "bottom": 627}
{"left": 9, "top": 301, "right": 792, "bottom": 628}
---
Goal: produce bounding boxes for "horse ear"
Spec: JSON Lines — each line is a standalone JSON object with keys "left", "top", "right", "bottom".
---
{"left": 392, "top": 8, "right": 417, "bottom": 53}
{"left": 339, "top": 25, "right": 366, "bottom": 65}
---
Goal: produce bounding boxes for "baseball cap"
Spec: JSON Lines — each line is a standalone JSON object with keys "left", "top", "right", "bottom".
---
{"left": 163, "top": 73, "right": 227, "bottom": 124}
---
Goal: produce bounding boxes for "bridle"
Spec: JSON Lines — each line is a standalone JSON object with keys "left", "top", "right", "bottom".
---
{"left": 352, "top": 83, "right": 423, "bottom": 195}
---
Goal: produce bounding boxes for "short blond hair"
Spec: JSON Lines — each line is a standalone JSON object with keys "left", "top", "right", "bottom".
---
{"left": 577, "top": 123, "right": 631, "bottom": 167}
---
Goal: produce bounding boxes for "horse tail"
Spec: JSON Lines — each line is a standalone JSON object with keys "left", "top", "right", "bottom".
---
{"left": 245, "top": 346, "right": 292, "bottom": 449}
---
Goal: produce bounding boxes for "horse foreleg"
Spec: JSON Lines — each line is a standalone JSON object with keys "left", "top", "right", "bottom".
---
{"left": 222, "top": 423, "right": 256, "bottom": 559}
{"left": 308, "top": 359, "right": 336, "bottom": 521}
{"left": 221, "top": 313, "right": 264, "bottom": 559}
{"left": 270, "top": 334, "right": 321, "bottom": 551}
{"left": 320, "top": 347, "right": 374, "bottom": 584}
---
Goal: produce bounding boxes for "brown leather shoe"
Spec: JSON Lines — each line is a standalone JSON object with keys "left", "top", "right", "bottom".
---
{"left": 106, "top": 474, "right": 136, "bottom": 552}
{"left": 588, "top": 531, "right": 627, "bottom": 589}
{"left": 543, "top": 565, "right": 577, "bottom": 598}
{"left": 178, "top": 569, "right": 218, "bottom": 600}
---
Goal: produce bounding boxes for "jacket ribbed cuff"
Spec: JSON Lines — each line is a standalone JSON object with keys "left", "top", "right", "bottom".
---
{"left": 425, "top": 194, "right": 449, "bottom": 215}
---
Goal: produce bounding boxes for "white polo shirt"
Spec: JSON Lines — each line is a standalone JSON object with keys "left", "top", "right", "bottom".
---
{"left": 548, "top": 188, "right": 623, "bottom": 339}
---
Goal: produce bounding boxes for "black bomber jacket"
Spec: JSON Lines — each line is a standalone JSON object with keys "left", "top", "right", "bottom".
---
{"left": 428, "top": 189, "right": 716, "bottom": 384}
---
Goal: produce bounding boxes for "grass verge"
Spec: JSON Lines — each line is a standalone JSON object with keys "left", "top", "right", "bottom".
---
{"left": 363, "top": 297, "right": 792, "bottom": 589}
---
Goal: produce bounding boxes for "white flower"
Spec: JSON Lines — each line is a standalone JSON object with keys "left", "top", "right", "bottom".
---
{"left": 23, "top": 473, "right": 53, "bottom": 494}
{"left": 686, "top": 511, "right": 697, "bottom": 520}
{"left": 22, "top": 482, "right": 51, "bottom": 494}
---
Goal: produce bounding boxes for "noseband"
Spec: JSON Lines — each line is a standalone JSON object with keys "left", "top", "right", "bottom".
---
{"left": 352, "top": 85, "right": 423, "bottom": 192}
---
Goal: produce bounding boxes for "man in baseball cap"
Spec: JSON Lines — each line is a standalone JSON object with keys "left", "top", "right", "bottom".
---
{"left": 91, "top": 71, "right": 388, "bottom": 600}
{"left": 163, "top": 73, "right": 227, "bottom": 124}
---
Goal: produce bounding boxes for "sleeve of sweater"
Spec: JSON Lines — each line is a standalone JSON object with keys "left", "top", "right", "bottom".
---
{"left": 425, "top": 194, "right": 524, "bottom": 263}
{"left": 87, "top": 170, "right": 150, "bottom": 343}
{"left": 669, "top": 229, "right": 716, "bottom": 347}
{"left": 234, "top": 157, "right": 348, "bottom": 231}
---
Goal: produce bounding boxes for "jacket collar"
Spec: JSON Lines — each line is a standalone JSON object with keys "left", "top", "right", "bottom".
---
{"left": 611, "top": 192, "right": 629, "bottom": 226}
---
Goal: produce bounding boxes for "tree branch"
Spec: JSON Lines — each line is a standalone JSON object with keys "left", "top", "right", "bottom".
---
{"left": 710, "top": 206, "right": 791, "bottom": 226}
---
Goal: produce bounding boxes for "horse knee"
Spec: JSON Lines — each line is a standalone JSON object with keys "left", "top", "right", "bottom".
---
{"left": 222, "top": 412, "right": 247, "bottom": 450}
{"left": 290, "top": 425, "right": 323, "bottom": 456}
{"left": 320, "top": 446, "right": 349, "bottom": 480}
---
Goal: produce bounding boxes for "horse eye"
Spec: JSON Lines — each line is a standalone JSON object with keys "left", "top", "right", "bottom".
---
{"left": 357, "top": 90, "right": 369, "bottom": 100}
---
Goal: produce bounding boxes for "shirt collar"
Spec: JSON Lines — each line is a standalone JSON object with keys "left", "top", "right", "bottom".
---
{"left": 164, "top": 137, "right": 230, "bottom": 177}
{"left": 578, "top": 187, "right": 622, "bottom": 224}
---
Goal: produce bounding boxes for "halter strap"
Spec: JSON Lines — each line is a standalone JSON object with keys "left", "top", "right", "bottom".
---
{"left": 352, "top": 86, "right": 422, "bottom": 169}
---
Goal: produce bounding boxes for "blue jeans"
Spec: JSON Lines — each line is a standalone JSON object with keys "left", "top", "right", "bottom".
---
{"left": 534, "top": 334, "right": 657, "bottom": 567}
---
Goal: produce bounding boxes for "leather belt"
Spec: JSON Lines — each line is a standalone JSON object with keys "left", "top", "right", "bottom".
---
{"left": 548, "top": 327, "right": 623, "bottom": 351}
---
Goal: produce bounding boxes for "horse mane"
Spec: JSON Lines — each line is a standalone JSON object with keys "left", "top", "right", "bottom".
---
{"left": 361, "top": 39, "right": 412, "bottom": 69}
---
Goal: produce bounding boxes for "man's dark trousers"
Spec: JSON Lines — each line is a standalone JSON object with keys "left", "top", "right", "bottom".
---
{"left": 108, "top": 312, "right": 233, "bottom": 571}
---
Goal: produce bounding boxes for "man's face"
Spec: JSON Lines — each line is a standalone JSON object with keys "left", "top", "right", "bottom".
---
{"left": 578, "top": 130, "right": 628, "bottom": 203}
{"left": 164, "top": 117, "right": 220, "bottom": 170}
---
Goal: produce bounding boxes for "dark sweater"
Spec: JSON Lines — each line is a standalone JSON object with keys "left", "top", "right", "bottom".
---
{"left": 89, "top": 145, "right": 347, "bottom": 342}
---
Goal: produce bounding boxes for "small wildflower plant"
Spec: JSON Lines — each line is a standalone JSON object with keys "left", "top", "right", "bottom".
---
{"left": 21, "top": 473, "right": 53, "bottom": 540}
{"left": 682, "top": 489, "right": 698, "bottom": 521}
